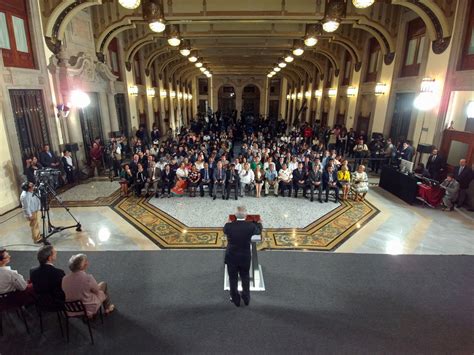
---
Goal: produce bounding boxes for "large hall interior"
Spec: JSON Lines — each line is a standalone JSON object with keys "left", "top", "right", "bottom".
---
{"left": 0, "top": 0, "right": 473, "bottom": 353}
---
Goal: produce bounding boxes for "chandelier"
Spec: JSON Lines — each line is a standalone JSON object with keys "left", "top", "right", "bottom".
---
{"left": 119, "top": 0, "right": 140, "bottom": 10}
{"left": 143, "top": 0, "right": 166, "bottom": 33}
{"left": 284, "top": 53, "right": 294, "bottom": 63}
{"left": 179, "top": 41, "right": 191, "bottom": 56}
{"left": 352, "top": 0, "right": 375, "bottom": 9}
{"left": 292, "top": 39, "right": 305, "bottom": 56}
{"left": 304, "top": 24, "right": 320, "bottom": 47}
{"left": 167, "top": 25, "right": 181, "bottom": 47}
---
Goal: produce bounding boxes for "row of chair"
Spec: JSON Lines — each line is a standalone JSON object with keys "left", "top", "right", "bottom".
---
{"left": 0, "top": 292, "right": 104, "bottom": 344}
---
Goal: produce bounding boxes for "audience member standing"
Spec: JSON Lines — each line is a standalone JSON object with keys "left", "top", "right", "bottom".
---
{"left": 454, "top": 159, "right": 473, "bottom": 208}
{"left": 426, "top": 148, "right": 446, "bottom": 182}
{"left": 20, "top": 181, "right": 42, "bottom": 244}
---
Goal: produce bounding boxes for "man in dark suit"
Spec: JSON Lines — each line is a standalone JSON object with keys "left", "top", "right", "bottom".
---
{"left": 426, "top": 148, "right": 446, "bottom": 182}
{"left": 309, "top": 163, "right": 323, "bottom": 203}
{"left": 322, "top": 165, "right": 339, "bottom": 203}
{"left": 292, "top": 162, "right": 308, "bottom": 198}
{"left": 454, "top": 159, "right": 473, "bottom": 208}
{"left": 30, "top": 245, "right": 65, "bottom": 307}
{"left": 398, "top": 142, "right": 414, "bottom": 162}
{"left": 225, "top": 163, "right": 240, "bottom": 200}
{"left": 213, "top": 161, "right": 226, "bottom": 200}
{"left": 223, "top": 206, "right": 259, "bottom": 307}
{"left": 199, "top": 162, "right": 214, "bottom": 197}
{"left": 39, "top": 144, "right": 60, "bottom": 169}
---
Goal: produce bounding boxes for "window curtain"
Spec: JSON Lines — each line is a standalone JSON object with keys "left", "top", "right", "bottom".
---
{"left": 12, "top": 16, "right": 28, "bottom": 53}
{"left": 0, "top": 12, "right": 10, "bottom": 49}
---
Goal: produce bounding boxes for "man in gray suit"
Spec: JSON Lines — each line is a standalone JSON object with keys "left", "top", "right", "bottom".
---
{"left": 440, "top": 173, "right": 460, "bottom": 211}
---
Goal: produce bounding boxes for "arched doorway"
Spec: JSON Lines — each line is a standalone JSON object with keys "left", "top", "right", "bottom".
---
{"left": 218, "top": 85, "right": 236, "bottom": 117}
{"left": 242, "top": 85, "right": 260, "bottom": 118}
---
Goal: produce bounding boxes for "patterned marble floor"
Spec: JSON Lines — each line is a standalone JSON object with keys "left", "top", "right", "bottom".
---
{"left": 148, "top": 195, "right": 340, "bottom": 229}
{"left": 1, "top": 181, "right": 473, "bottom": 254}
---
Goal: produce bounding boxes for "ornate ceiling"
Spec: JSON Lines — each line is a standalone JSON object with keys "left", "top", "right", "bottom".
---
{"left": 40, "top": 0, "right": 457, "bottom": 81}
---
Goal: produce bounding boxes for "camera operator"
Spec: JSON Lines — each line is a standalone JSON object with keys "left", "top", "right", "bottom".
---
{"left": 20, "top": 182, "right": 43, "bottom": 244}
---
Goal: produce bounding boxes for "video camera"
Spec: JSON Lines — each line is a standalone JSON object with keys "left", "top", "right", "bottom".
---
{"left": 34, "top": 168, "right": 60, "bottom": 187}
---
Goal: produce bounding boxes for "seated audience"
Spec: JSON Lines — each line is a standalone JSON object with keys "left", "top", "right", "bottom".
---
{"left": 62, "top": 254, "right": 114, "bottom": 317}
{"left": 292, "top": 162, "right": 308, "bottom": 198}
{"left": 264, "top": 163, "right": 279, "bottom": 197}
{"left": 188, "top": 165, "right": 201, "bottom": 197}
{"left": 226, "top": 163, "right": 240, "bottom": 200}
{"left": 337, "top": 165, "right": 351, "bottom": 201}
{"left": 323, "top": 165, "right": 339, "bottom": 203}
{"left": 199, "top": 162, "right": 214, "bottom": 197}
{"left": 161, "top": 164, "right": 175, "bottom": 198}
{"left": 0, "top": 249, "right": 35, "bottom": 306}
{"left": 172, "top": 162, "right": 189, "bottom": 197}
{"left": 30, "top": 245, "right": 65, "bottom": 307}
{"left": 39, "top": 144, "right": 60, "bottom": 169}
{"left": 440, "top": 173, "right": 460, "bottom": 212}
{"left": 239, "top": 163, "right": 254, "bottom": 197}
{"left": 145, "top": 160, "right": 161, "bottom": 198}
{"left": 213, "top": 161, "right": 226, "bottom": 200}
{"left": 134, "top": 163, "right": 147, "bottom": 197}
{"left": 308, "top": 163, "right": 323, "bottom": 203}
{"left": 352, "top": 165, "right": 369, "bottom": 201}
{"left": 119, "top": 164, "right": 134, "bottom": 197}
{"left": 278, "top": 163, "right": 293, "bottom": 197}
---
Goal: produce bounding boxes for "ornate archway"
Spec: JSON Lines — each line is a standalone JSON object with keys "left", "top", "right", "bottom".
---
{"left": 242, "top": 85, "right": 261, "bottom": 118}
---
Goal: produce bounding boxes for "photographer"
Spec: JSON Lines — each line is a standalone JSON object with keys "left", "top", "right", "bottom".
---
{"left": 19, "top": 182, "right": 43, "bottom": 244}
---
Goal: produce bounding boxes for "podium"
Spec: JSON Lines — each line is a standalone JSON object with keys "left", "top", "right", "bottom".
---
{"left": 223, "top": 215, "right": 266, "bottom": 292}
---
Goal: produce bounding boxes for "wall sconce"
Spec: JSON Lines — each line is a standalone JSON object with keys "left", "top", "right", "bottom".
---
{"left": 170, "top": 91, "right": 176, "bottom": 99}
{"left": 328, "top": 88, "right": 337, "bottom": 97}
{"left": 315, "top": 89, "right": 323, "bottom": 98}
{"left": 297, "top": 92, "right": 303, "bottom": 100}
{"left": 286, "top": 94, "right": 290, "bottom": 100}
{"left": 374, "top": 82, "right": 386, "bottom": 96}
{"left": 128, "top": 86, "right": 139, "bottom": 96}
{"left": 347, "top": 86, "right": 358, "bottom": 97}
{"left": 305, "top": 91, "right": 312, "bottom": 99}
{"left": 160, "top": 90, "right": 167, "bottom": 98}
{"left": 183, "top": 93, "right": 188, "bottom": 100}
{"left": 188, "top": 94, "right": 193, "bottom": 100}
{"left": 146, "top": 88, "right": 156, "bottom": 97}
{"left": 178, "top": 92, "right": 183, "bottom": 99}
{"left": 291, "top": 93, "right": 297, "bottom": 100}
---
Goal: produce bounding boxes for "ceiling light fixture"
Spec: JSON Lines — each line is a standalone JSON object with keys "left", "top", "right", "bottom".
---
{"left": 267, "top": 73, "right": 273, "bottom": 78}
{"left": 273, "top": 67, "right": 281, "bottom": 72}
{"left": 204, "top": 70, "right": 210, "bottom": 75}
{"left": 304, "top": 24, "right": 320, "bottom": 47}
{"left": 284, "top": 53, "right": 294, "bottom": 63}
{"left": 199, "top": 67, "right": 206, "bottom": 72}
{"left": 144, "top": 0, "right": 166, "bottom": 33}
{"left": 322, "top": 0, "right": 345, "bottom": 33}
{"left": 167, "top": 24, "right": 181, "bottom": 47}
{"left": 292, "top": 39, "right": 305, "bottom": 56}
{"left": 188, "top": 52, "right": 198, "bottom": 62}
{"left": 270, "top": 71, "right": 276, "bottom": 75}
{"left": 352, "top": 0, "right": 375, "bottom": 9}
{"left": 179, "top": 41, "right": 191, "bottom": 56}
{"left": 278, "top": 61, "right": 287, "bottom": 68}
{"left": 119, "top": 0, "right": 140, "bottom": 10}
{"left": 206, "top": 73, "right": 212, "bottom": 78}
{"left": 195, "top": 61, "right": 203, "bottom": 68}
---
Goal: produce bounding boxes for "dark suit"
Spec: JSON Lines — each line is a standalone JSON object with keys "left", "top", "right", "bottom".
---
{"left": 161, "top": 170, "right": 175, "bottom": 195}
{"left": 39, "top": 151, "right": 58, "bottom": 168}
{"left": 223, "top": 220, "right": 259, "bottom": 305}
{"left": 292, "top": 168, "right": 308, "bottom": 197}
{"left": 454, "top": 165, "right": 473, "bottom": 207}
{"left": 30, "top": 264, "right": 65, "bottom": 307}
{"left": 213, "top": 168, "right": 226, "bottom": 199}
{"left": 322, "top": 170, "right": 339, "bottom": 202}
{"left": 225, "top": 169, "right": 240, "bottom": 200}
{"left": 61, "top": 156, "right": 75, "bottom": 183}
{"left": 199, "top": 167, "right": 214, "bottom": 196}
{"left": 426, "top": 154, "right": 446, "bottom": 181}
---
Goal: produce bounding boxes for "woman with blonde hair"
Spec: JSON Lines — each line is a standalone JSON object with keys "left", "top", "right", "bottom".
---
{"left": 254, "top": 165, "right": 264, "bottom": 198}
{"left": 352, "top": 165, "right": 369, "bottom": 201}
{"left": 337, "top": 165, "right": 351, "bottom": 200}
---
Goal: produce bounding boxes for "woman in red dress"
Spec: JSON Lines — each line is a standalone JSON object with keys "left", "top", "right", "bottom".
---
{"left": 171, "top": 162, "right": 188, "bottom": 196}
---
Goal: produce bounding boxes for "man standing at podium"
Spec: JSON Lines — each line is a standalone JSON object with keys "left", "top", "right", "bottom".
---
{"left": 224, "top": 206, "right": 259, "bottom": 307}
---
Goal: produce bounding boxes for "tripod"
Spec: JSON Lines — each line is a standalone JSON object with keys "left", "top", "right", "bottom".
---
{"left": 34, "top": 182, "right": 82, "bottom": 244}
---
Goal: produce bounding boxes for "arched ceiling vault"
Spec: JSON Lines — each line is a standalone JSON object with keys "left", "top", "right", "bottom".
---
{"left": 42, "top": 0, "right": 456, "bottom": 74}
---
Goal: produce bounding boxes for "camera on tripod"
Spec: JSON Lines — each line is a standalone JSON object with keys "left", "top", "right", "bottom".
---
{"left": 34, "top": 168, "right": 60, "bottom": 188}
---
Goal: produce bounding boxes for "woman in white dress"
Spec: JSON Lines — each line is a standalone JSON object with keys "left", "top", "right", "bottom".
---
{"left": 352, "top": 165, "right": 369, "bottom": 201}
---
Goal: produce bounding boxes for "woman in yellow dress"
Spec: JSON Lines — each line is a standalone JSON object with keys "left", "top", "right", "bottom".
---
{"left": 337, "top": 165, "right": 351, "bottom": 200}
